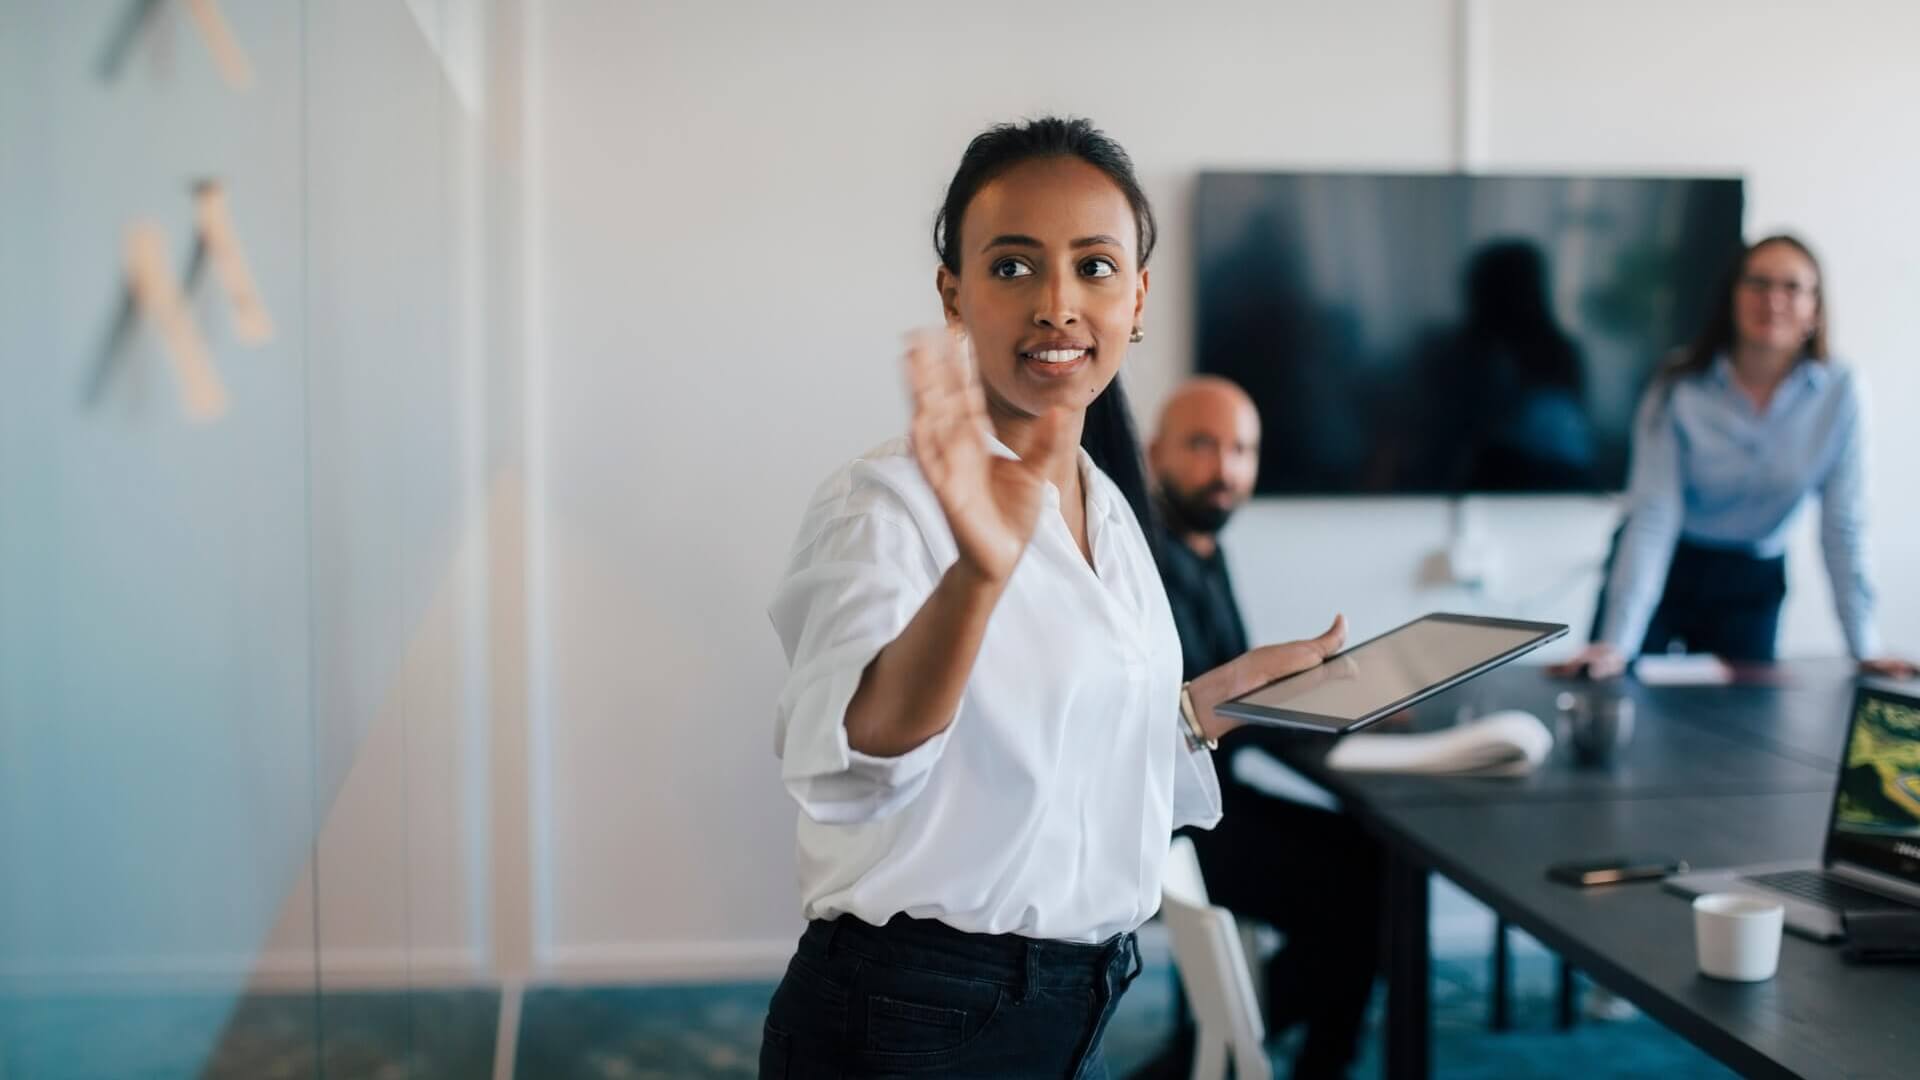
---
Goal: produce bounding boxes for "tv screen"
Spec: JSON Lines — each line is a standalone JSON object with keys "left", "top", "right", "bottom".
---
{"left": 1194, "top": 172, "right": 1744, "bottom": 495}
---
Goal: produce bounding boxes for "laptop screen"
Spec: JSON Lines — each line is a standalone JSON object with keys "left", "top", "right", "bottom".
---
{"left": 1827, "top": 687, "right": 1920, "bottom": 886}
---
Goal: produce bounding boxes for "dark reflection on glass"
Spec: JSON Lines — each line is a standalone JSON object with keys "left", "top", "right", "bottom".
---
{"left": 1418, "top": 239, "right": 1597, "bottom": 492}
{"left": 1194, "top": 172, "right": 1745, "bottom": 495}
{"left": 1196, "top": 209, "right": 1368, "bottom": 493}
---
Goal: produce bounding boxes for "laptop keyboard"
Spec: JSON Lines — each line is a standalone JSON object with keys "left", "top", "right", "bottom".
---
{"left": 1746, "top": 870, "right": 1907, "bottom": 912}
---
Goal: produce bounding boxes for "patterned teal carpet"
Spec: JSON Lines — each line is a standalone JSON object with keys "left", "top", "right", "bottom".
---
{"left": 510, "top": 936, "right": 1735, "bottom": 1079}
{"left": 1, "top": 935, "right": 1735, "bottom": 1078}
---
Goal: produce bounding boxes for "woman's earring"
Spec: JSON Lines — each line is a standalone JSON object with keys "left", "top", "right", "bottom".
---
{"left": 1129, "top": 327, "right": 1145, "bottom": 343}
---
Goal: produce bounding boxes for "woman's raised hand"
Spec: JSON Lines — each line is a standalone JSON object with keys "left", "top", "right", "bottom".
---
{"left": 904, "top": 328, "right": 1069, "bottom": 585}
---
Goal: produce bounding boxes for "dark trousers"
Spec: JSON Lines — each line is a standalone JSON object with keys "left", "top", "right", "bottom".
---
{"left": 1184, "top": 792, "right": 1386, "bottom": 1079}
{"left": 1592, "top": 532, "right": 1789, "bottom": 662}
{"left": 761, "top": 913, "right": 1141, "bottom": 1079}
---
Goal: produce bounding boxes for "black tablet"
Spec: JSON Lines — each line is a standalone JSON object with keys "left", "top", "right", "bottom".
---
{"left": 1214, "top": 613, "right": 1568, "bottom": 735}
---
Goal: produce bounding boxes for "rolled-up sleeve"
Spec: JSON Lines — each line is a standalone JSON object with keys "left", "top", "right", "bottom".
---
{"left": 1170, "top": 718, "right": 1223, "bottom": 831}
{"left": 769, "top": 493, "right": 953, "bottom": 825}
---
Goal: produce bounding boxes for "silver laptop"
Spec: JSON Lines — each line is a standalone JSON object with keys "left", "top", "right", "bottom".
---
{"left": 1665, "top": 683, "right": 1920, "bottom": 942}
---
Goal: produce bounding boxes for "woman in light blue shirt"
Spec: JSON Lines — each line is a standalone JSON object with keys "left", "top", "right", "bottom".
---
{"left": 1564, "top": 235, "right": 1913, "bottom": 679}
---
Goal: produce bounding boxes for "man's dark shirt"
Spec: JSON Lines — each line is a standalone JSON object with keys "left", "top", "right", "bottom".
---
{"left": 1144, "top": 505, "right": 1384, "bottom": 1080}
{"left": 1151, "top": 513, "right": 1248, "bottom": 682}
{"left": 1150, "top": 507, "right": 1300, "bottom": 806}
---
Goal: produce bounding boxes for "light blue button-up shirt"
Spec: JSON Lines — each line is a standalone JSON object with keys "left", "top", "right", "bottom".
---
{"left": 1597, "top": 355, "right": 1880, "bottom": 659}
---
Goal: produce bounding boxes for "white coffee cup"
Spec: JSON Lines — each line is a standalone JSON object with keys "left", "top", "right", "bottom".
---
{"left": 1693, "top": 893, "right": 1785, "bottom": 981}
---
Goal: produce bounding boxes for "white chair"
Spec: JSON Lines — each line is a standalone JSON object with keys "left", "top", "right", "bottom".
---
{"left": 1161, "top": 836, "right": 1273, "bottom": 1080}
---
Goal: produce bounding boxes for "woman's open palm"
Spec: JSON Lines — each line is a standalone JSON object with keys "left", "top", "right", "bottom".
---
{"left": 904, "top": 328, "right": 1069, "bottom": 584}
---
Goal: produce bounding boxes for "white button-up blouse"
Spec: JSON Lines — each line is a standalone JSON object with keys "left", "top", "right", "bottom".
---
{"left": 769, "top": 434, "right": 1223, "bottom": 944}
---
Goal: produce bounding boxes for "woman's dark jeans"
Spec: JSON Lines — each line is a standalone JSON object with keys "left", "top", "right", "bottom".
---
{"left": 760, "top": 914, "right": 1141, "bottom": 1079}
{"left": 1591, "top": 529, "right": 1788, "bottom": 662}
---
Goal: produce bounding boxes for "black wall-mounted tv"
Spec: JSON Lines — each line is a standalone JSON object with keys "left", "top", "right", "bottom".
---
{"left": 1194, "top": 172, "right": 1744, "bottom": 495}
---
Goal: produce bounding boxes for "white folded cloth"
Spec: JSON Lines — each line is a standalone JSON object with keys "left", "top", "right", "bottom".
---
{"left": 1325, "top": 709, "right": 1554, "bottom": 776}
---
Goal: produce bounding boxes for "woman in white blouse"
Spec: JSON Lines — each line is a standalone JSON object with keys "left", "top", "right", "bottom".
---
{"left": 762, "top": 117, "right": 1346, "bottom": 1079}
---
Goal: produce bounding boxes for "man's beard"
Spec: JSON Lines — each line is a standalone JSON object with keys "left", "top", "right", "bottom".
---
{"left": 1158, "top": 481, "right": 1237, "bottom": 537}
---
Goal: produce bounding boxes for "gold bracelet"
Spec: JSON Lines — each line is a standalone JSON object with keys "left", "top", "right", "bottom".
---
{"left": 1179, "top": 681, "right": 1218, "bottom": 751}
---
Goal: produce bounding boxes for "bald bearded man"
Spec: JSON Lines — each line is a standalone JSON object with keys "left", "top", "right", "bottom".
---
{"left": 1138, "top": 377, "right": 1385, "bottom": 1080}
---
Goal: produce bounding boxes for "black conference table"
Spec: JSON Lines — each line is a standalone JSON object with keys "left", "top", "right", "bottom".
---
{"left": 1273, "top": 660, "right": 1920, "bottom": 1080}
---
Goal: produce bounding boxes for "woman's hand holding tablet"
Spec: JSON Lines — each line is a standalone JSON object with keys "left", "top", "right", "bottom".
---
{"left": 1213, "top": 614, "right": 1569, "bottom": 735}
{"left": 1185, "top": 615, "right": 1350, "bottom": 743}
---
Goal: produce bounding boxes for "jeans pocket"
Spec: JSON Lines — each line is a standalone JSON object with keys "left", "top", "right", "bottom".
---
{"left": 852, "top": 966, "right": 1004, "bottom": 1065}
{"left": 866, "top": 994, "right": 970, "bottom": 1055}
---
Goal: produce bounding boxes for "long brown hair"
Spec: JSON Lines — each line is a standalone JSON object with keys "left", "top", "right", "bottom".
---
{"left": 1667, "top": 233, "right": 1831, "bottom": 380}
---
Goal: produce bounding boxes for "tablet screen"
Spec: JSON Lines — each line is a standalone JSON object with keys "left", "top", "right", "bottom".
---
{"left": 1232, "top": 617, "right": 1553, "bottom": 723}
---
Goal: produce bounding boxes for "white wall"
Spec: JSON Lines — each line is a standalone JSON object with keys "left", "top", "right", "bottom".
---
{"left": 530, "top": 0, "right": 1920, "bottom": 977}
